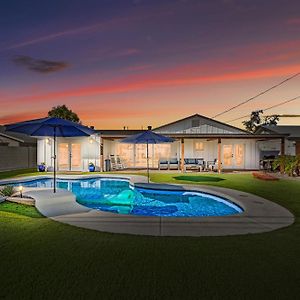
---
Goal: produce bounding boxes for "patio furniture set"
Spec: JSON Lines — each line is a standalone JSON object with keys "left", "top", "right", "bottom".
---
{"left": 159, "top": 158, "right": 219, "bottom": 172}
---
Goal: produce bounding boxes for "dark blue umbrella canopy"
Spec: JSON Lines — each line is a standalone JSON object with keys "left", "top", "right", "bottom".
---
{"left": 121, "top": 130, "right": 174, "bottom": 183}
{"left": 5, "top": 117, "right": 95, "bottom": 193}
{"left": 120, "top": 130, "right": 174, "bottom": 144}
{"left": 5, "top": 117, "right": 94, "bottom": 137}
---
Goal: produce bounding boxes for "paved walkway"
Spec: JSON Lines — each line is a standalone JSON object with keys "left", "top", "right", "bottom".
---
{"left": 6, "top": 174, "right": 293, "bottom": 237}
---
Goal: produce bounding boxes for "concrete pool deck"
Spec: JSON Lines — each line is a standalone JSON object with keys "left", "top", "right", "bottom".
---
{"left": 1, "top": 174, "right": 294, "bottom": 236}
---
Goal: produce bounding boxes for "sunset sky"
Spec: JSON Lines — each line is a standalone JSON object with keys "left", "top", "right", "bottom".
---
{"left": 1, "top": 0, "right": 300, "bottom": 129}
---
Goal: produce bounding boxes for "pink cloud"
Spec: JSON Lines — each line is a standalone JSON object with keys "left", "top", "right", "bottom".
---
{"left": 4, "top": 63, "right": 300, "bottom": 108}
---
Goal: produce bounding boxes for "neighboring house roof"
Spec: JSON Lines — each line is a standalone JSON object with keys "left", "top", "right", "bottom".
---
{"left": 257, "top": 125, "right": 300, "bottom": 140}
{"left": 0, "top": 126, "right": 37, "bottom": 145}
{"left": 96, "top": 130, "right": 144, "bottom": 137}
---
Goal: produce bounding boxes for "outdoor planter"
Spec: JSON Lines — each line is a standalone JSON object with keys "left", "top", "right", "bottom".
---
{"left": 38, "top": 164, "right": 46, "bottom": 172}
{"left": 88, "top": 163, "right": 95, "bottom": 172}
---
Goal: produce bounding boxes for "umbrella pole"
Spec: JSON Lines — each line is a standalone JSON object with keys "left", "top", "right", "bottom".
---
{"left": 53, "top": 127, "right": 56, "bottom": 193}
{"left": 146, "top": 141, "right": 149, "bottom": 183}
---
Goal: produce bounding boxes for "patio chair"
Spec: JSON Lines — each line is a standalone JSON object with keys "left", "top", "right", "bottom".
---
{"left": 158, "top": 158, "right": 169, "bottom": 170}
{"left": 169, "top": 158, "right": 179, "bottom": 170}
{"left": 116, "top": 155, "right": 125, "bottom": 170}
{"left": 207, "top": 159, "right": 218, "bottom": 171}
{"left": 110, "top": 155, "right": 117, "bottom": 170}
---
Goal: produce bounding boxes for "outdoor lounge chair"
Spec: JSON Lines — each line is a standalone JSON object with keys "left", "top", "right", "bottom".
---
{"left": 158, "top": 158, "right": 169, "bottom": 170}
{"left": 169, "top": 158, "right": 179, "bottom": 170}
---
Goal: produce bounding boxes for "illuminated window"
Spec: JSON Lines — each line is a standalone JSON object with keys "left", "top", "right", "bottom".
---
{"left": 194, "top": 141, "right": 204, "bottom": 151}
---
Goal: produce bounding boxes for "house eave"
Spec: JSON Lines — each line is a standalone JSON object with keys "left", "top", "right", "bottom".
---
{"left": 100, "top": 133, "right": 287, "bottom": 140}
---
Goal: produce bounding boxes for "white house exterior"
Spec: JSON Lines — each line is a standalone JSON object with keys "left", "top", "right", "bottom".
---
{"left": 37, "top": 135, "right": 100, "bottom": 172}
{"left": 36, "top": 114, "right": 289, "bottom": 172}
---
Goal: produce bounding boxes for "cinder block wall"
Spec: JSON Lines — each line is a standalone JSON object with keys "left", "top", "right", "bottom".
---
{"left": 0, "top": 146, "right": 37, "bottom": 171}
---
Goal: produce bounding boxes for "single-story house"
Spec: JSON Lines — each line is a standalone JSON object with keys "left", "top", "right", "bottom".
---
{"left": 36, "top": 114, "right": 291, "bottom": 172}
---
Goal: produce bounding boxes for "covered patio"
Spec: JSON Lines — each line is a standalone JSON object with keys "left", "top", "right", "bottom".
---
{"left": 100, "top": 131, "right": 286, "bottom": 173}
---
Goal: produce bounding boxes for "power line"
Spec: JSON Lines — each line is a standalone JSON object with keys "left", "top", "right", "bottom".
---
{"left": 226, "top": 95, "right": 300, "bottom": 123}
{"left": 212, "top": 72, "right": 300, "bottom": 119}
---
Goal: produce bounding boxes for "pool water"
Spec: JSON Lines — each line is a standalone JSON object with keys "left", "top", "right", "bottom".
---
{"left": 8, "top": 178, "right": 243, "bottom": 217}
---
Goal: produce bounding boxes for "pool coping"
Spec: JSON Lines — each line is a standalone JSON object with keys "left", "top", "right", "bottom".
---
{"left": 0, "top": 174, "right": 295, "bottom": 236}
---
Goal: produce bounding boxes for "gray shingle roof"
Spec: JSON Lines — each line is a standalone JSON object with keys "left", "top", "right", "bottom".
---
{"left": 261, "top": 125, "right": 300, "bottom": 139}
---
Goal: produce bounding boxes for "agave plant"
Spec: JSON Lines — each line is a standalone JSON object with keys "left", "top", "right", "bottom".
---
{"left": 0, "top": 185, "right": 15, "bottom": 197}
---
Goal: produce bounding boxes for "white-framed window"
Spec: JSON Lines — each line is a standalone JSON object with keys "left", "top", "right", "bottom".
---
{"left": 194, "top": 141, "right": 204, "bottom": 151}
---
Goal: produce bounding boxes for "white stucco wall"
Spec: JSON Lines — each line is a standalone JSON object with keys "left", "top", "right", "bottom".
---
{"left": 37, "top": 135, "right": 100, "bottom": 171}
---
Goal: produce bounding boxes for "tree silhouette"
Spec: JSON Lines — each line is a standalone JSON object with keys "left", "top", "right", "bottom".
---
{"left": 243, "top": 110, "right": 280, "bottom": 132}
{"left": 48, "top": 105, "right": 80, "bottom": 123}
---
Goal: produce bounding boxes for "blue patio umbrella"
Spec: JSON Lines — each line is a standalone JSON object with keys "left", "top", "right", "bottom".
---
{"left": 120, "top": 127, "right": 174, "bottom": 182}
{"left": 5, "top": 117, "right": 95, "bottom": 193}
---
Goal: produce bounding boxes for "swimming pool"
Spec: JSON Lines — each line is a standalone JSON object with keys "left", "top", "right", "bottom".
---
{"left": 7, "top": 177, "right": 243, "bottom": 217}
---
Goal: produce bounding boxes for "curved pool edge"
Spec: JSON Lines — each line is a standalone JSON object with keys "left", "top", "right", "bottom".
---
{"left": 7, "top": 174, "right": 294, "bottom": 237}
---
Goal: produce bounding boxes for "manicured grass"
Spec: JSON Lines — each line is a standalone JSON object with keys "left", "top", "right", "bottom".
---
{"left": 0, "top": 201, "right": 42, "bottom": 218}
{"left": 0, "top": 168, "right": 38, "bottom": 179}
{"left": 0, "top": 171, "right": 300, "bottom": 299}
{"left": 173, "top": 174, "right": 225, "bottom": 182}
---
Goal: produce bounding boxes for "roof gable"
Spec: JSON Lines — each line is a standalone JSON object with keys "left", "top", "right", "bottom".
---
{"left": 154, "top": 114, "right": 249, "bottom": 135}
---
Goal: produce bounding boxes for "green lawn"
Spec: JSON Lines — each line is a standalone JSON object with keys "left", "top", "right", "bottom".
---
{"left": 0, "top": 168, "right": 38, "bottom": 179}
{"left": 0, "top": 171, "right": 300, "bottom": 299}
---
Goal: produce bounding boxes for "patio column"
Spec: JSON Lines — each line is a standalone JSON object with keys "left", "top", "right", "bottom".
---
{"left": 180, "top": 138, "right": 185, "bottom": 172}
{"left": 296, "top": 141, "right": 300, "bottom": 155}
{"left": 280, "top": 138, "right": 285, "bottom": 174}
{"left": 217, "top": 138, "right": 222, "bottom": 173}
{"left": 280, "top": 138, "right": 285, "bottom": 155}
{"left": 100, "top": 140, "right": 104, "bottom": 171}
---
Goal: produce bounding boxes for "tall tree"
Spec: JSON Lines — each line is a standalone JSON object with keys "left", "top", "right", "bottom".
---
{"left": 242, "top": 110, "right": 280, "bottom": 132}
{"left": 263, "top": 115, "right": 280, "bottom": 126}
{"left": 242, "top": 110, "right": 263, "bottom": 132}
{"left": 48, "top": 105, "right": 80, "bottom": 123}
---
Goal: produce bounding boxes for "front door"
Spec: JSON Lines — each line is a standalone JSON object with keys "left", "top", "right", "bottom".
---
{"left": 223, "top": 144, "right": 245, "bottom": 169}
{"left": 58, "top": 142, "right": 82, "bottom": 171}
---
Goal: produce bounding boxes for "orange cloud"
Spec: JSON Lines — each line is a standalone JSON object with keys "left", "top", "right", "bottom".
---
{"left": 5, "top": 63, "right": 300, "bottom": 107}
{"left": 0, "top": 111, "right": 44, "bottom": 125}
